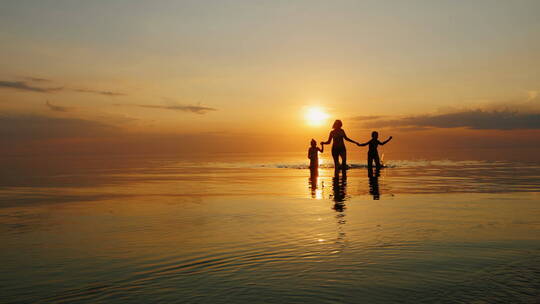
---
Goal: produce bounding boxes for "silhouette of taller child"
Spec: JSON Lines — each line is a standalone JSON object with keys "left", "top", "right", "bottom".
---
{"left": 357, "top": 131, "right": 392, "bottom": 169}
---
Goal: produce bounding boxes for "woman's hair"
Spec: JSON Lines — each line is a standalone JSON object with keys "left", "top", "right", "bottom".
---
{"left": 332, "top": 120, "right": 343, "bottom": 129}
{"left": 372, "top": 131, "right": 378, "bottom": 138}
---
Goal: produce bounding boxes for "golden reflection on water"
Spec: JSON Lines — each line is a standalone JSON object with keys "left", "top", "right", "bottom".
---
{"left": 1, "top": 156, "right": 540, "bottom": 303}
{"left": 3, "top": 190, "right": 538, "bottom": 303}
{"left": 308, "top": 166, "right": 391, "bottom": 202}
{"left": 308, "top": 168, "right": 325, "bottom": 200}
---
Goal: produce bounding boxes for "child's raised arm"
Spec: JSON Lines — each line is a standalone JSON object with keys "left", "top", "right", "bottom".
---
{"left": 318, "top": 144, "right": 324, "bottom": 153}
{"left": 379, "top": 136, "right": 393, "bottom": 145}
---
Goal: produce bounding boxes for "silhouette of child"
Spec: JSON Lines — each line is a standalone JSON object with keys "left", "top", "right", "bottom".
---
{"left": 308, "top": 139, "right": 324, "bottom": 170}
{"left": 357, "top": 131, "right": 392, "bottom": 169}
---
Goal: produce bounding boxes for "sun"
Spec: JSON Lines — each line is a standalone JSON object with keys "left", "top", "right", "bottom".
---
{"left": 305, "top": 107, "right": 329, "bottom": 126}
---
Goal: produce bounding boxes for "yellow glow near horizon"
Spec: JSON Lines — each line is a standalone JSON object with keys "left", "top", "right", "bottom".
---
{"left": 305, "top": 107, "right": 329, "bottom": 126}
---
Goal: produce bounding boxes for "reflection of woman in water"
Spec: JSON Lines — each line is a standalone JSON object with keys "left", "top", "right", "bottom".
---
{"left": 332, "top": 169, "right": 347, "bottom": 211}
{"left": 321, "top": 120, "right": 360, "bottom": 170}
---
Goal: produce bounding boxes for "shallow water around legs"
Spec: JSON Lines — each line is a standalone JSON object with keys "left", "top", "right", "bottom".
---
{"left": 1, "top": 155, "right": 539, "bottom": 303}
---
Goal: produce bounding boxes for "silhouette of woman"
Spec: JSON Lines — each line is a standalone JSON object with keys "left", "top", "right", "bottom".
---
{"left": 321, "top": 120, "right": 360, "bottom": 170}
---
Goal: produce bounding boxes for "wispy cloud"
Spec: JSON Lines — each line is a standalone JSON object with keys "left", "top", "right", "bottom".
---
{"left": 361, "top": 110, "right": 540, "bottom": 130}
{"left": 74, "top": 88, "right": 125, "bottom": 97}
{"left": 355, "top": 92, "right": 540, "bottom": 131}
{"left": 350, "top": 115, "right": 384, "bottom": 121}
{"left": 23, "top": 76, "right": 51, "bottom": 82}
{"left": 0, "top": 114, "right": 117, "bottom": 141}
{"left": 116, "top": 103, "right": 217, "bottom": 114}
{"left": 1, "top": 78, "right": 125, "bottom": 96}
{"left": 139, "top": 104, "right": 217, "bottom": 114}
{"left": 45, "top": 101, "right": 70, "bottom": 112}
{"left": 0, "top": 80, "right": 62, "bottom": 93}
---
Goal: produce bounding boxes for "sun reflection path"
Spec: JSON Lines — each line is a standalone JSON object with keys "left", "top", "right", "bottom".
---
{"left": 309, "top": 174, "right": 325, "bottom": 200}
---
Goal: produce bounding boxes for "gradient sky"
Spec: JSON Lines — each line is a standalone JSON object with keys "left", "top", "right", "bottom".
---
{"left": 1, "top": 0, "right": 539, "bottom": 155}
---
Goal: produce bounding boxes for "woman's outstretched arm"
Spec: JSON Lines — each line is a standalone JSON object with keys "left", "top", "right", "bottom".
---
{"left": 356, "top": 140, "right": 369, "bottom": 147}
{"left": 321, "top": 131, "right": 333, "bottom": 145}
{"left": 343, "top": 131, "right": 360, "bottom": 145}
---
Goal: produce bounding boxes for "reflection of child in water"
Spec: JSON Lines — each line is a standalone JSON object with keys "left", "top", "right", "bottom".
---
{"left": 308, "top": 139, "right": 324, "bottom": 170}
{"left": 357, "top": 131, "right": 392, "bottom": 169}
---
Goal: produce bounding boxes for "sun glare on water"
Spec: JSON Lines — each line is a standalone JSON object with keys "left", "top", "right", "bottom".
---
{"left": 305, "top": 107, "right": 329, "bottom": 126}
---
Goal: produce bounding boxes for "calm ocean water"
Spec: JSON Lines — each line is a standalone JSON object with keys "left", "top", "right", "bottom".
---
{"left": 1, "top": 153, "right": 539, "bottom": 303}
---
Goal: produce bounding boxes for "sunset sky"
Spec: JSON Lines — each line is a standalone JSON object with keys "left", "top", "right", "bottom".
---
{"left": 1, "top": 0, "right": 539, "bottom": 155}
